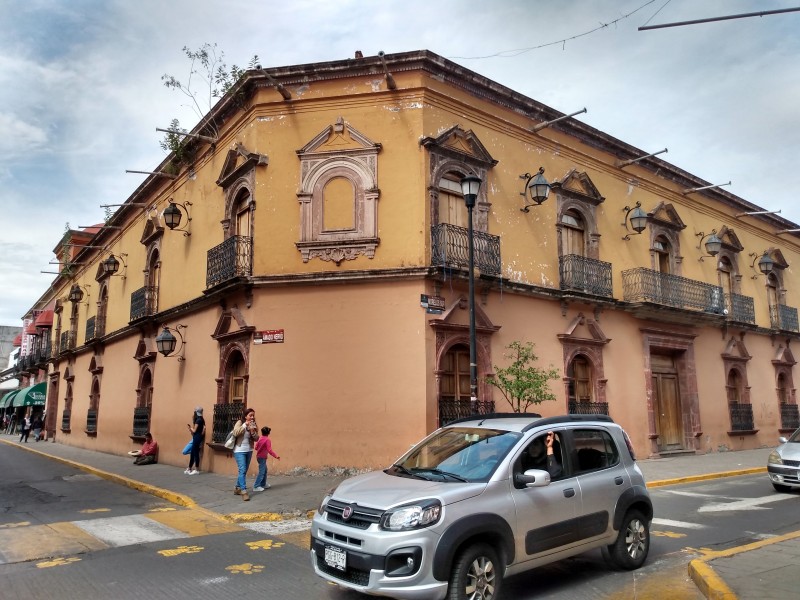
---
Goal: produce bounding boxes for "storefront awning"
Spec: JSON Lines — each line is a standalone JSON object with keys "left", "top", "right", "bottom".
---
{"left": 1, "top": 389, "right": 20, "bottom": 409}
{"left": 12, "top": 382, "right": 46, "bottom": 407}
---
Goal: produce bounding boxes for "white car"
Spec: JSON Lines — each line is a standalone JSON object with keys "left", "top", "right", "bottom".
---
{"left": 767, "top": 427, "right": 800, "bottom": 492}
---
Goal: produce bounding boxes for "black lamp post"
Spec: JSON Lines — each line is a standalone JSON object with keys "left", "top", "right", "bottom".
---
{"left": 102, "top": 254, "right": 120, "bottom": 275}
{"left": 460, "top": 175, "right": 482, "bottom": 408}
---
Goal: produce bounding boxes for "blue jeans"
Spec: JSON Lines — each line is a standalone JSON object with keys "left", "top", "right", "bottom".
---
{"left": 234, "top": 451, "right": 252, "bottom": 491}
{"left": 254, "top": 457, "right": 268, "bottom": 488}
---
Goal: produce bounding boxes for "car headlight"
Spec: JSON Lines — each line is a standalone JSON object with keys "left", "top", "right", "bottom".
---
{"left": 319, "top": 485, "right": 338, "bottom": 514}
{"left": 380, "top": 500, "right": 441, "bottom": 531}
{"left": 768, "top": 451, "right": 783, "bottom": 465}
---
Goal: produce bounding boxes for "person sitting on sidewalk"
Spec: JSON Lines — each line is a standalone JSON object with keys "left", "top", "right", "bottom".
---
{"left": 131, "top": 432, "right": 159, "bottom": 465}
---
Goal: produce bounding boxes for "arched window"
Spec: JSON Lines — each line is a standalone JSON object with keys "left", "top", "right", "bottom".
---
{"left": 568, "top": 355, "right": 593, "bottom": 404}
{"left": 653, "top": 236, "right": 672, "bottom": 274}
{"left": 726, "top": 369, "right": 743, "bottom": 404}
{"left": 62, "top": 382, "right": 73, "bottom": 432}
{"left": 87, "top": 378, "right": 100, "bottom": 434}
{"left": 97, "top": 283, "right": 108, "bottom": 338}
{"left": 778, "top": 373, "right": 789, "bottom": 405}
{"left": 234, "top": 188, "right": 253, "bottom": 237}
{"left": 146, "top": 249, "right": 160, "bottom": 316}
{"left": 227, "top": 352, "right": 246, "bottom": 405}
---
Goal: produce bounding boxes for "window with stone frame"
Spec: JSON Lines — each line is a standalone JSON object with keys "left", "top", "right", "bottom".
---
{"left": 296, "top": 117, "right": 381, "bottom": 265}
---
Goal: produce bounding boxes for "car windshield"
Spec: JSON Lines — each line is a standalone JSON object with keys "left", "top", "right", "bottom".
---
{"left": 788, "top": 428, "right": 800, "bottom": 443}
{"left": 392, "top": 427, "right": 520, "bottom": 483}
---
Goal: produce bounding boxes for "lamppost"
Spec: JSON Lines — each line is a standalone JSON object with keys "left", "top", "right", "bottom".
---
{"left": 460, "top": 175, "right": 482, "bottom": 409}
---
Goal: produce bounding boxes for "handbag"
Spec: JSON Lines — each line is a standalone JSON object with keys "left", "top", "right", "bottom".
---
{"left": 224, "top": 429, "right": 236, "bottom": 450}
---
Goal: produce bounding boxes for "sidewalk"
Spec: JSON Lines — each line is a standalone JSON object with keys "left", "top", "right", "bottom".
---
{"left": 1, "top": 434, "right": 793, "bottom": 599}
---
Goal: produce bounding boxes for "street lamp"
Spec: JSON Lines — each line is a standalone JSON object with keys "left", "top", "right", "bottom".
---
{"left": 155, "top": 324, "right": 187, "bottom": 361}
{"left": 460, "top": 174, "right": 482, "bottom": 410}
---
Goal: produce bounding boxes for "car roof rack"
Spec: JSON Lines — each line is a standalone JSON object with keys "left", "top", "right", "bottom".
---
{"left": 447, "top": 412, "right": 542, "bottom": 426}
{"left": 523, "top": 414, "right": 614, "bottom": 431}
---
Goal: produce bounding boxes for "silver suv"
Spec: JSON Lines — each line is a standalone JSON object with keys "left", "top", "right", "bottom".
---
{"left": 310, "top": 414, "right": 652, "bottom": 600}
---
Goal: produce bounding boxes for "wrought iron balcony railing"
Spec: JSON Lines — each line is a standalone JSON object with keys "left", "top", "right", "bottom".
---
{"left": 130, "top": 286, "right": 158, "bottom": 322}
{"left": 729, "top": 402, "right": 755, "bottom": 431}
{"left": 212, "top": 402, "right": 245, "bottom": 444}
{"left": 770, "top": 304, "right": 800, "bottom": 332}
{"left": 622, "top": 268, "right": 724, "bottom": 314}
{"left": 132, "top": 405, "right": 151, "bottom": 437}
{"left": 60, "top": 331, "right": 76, "bottom": 353}
{"left": 780, "top": 403, "right": 800, "bottom": 430}
{"left": 431, "top": 224, "right": 501, "bottom": 276}
{"left": 559, "top": 254, "right": 613, "bottom": 297}
{"left": 438, "top": 398, "right": 496, "bottom": 427}
{"left": 207, "top": 235, "right": 253, "bottom": 289}
{"left": 568, "top": 400, "right": 610, "bottom": 416}
{"left": 725, "top": 292, "right": 756, "bottom": 325}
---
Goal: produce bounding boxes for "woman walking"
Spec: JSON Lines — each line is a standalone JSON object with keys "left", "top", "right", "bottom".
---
{"left": 231, "top": 407, "right": 259, "bottom": 501}
{"left": 185, "top": 407, "right": 205, "bottom": 474}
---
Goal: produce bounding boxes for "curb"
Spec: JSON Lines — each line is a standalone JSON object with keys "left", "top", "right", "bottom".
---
{"left": 645, "top": 467, "right": 766, "bottom": 488}
{"left": 687, "top": 529, "right": 800, "bottom": 600}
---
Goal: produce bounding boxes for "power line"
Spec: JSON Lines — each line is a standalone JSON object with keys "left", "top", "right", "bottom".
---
{"left": 450, "top": 0, "right": 658, "bottom": 60}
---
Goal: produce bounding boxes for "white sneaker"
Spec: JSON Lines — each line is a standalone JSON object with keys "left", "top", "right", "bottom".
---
{"left": 188, "top": 470, "right": 199, "bottom": 475}
{"left": 252, "top": 486, "right": 265, "bottom": 492}
{"left": 184, "top": 469, "right": 192, "bottom": 474}
{"left": 264, "top": 483, "right": 271, "bottom": 489}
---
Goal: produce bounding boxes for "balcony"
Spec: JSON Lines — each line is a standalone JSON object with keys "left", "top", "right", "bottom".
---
{"left": 431, "top": 223, "right": 501, "bottom": 276}
{"left": 568, "top": 400, "right": 610, "bottom": 416}
{"left": 206, "top": 235, "right": 253, "bottom": 289}
{"left": 559, "top": 254, "right": 613, "bottom": 298}
{"left": 438, "top": 398, "right": 495, "bottom": 427}
{"left": 729, "top": 402, "right": 755, "bottom": 432}
{"left": 59, "top": 331, "right": 76, "bottom": 354}
{"left": 725, "top": 292, "right": 756, "bottom": 325}
{"left": 132, "top": 405, "right": 151, "bottom": 437}
{"left": 622, "top": 268, "right": 725, "bottom": 319}
{"left": 130, "top": 286, "right": 158, "bottom": 322}
{"left": 770, "top": 304, "right": 800, "bottom": 332}
{"left": 780, "top": 403, "right": 800, "bottom": 431}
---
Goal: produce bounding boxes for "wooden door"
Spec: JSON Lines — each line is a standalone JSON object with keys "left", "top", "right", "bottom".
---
{"left": 651, "top": 354, "right": 683, "bottom": 450}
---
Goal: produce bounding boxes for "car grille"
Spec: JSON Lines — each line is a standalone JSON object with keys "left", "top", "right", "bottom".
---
{"left": 319, "top": 527, "right": 363, "bottom": 547}
{"left": 316, "top": 554, "right": 371, "bottom": 586}
{"left": 326, "top": 499, "right": 383, "bottom": 529}
{"left": 782, "top": 459, "right": 800, "bottom": 467}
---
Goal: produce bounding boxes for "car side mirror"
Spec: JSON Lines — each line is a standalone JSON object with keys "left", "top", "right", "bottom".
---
{"left": 779, "top": 437, "right": 788, "bottom": 444}
{"left": 515, "top": 469, "right": 551, "bottom": 488}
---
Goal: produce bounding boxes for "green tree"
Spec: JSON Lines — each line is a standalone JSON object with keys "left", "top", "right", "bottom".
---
{"left": 487, "top": 341, "right": 560, "bottom": 413}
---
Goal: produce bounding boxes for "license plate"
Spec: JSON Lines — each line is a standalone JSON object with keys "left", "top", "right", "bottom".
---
{"left": 324, "top": 545, "right": 347, "bottom": 571}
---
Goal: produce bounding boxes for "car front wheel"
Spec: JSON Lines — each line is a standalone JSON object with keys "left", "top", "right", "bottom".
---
{"left": 773, "top": 482, "right": 791, "bottom": 493}
{"left": 447, "top": 542, "right": 503, "bottom": 600}
{"left": 607, "top": 509, "right": 650, "bottom": 570}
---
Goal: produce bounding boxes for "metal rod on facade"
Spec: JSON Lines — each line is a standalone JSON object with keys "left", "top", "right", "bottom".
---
{"left": 639, "top": 7, "right": 800, "bottom": 31}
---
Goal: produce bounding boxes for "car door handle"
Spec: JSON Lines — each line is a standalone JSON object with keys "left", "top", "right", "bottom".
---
{"left": 563, "top": 488, "right": 576, "bottom": 498}
{"left": 614, "top": 476, "right": 624, "bottom": 485}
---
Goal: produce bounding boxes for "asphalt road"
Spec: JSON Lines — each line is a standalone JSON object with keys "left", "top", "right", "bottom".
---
{"left": 3, "top": 444, "right": 796, "bottom": 600}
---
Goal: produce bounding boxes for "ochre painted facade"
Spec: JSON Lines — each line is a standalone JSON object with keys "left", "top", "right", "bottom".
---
{"left": 13, "top": 50, "right": 800, "bottom": 477}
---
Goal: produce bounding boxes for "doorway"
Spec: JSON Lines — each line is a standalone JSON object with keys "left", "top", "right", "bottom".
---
{"left": 651, "top": 353, "right": 683, "bottom": 452}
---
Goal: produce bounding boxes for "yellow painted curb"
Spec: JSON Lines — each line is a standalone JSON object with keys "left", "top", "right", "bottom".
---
{"left": 646, "top": 467, "right": 765, "bottom": 488}
{"left": 687, "top": 529, "right": 800, "bottom": 600}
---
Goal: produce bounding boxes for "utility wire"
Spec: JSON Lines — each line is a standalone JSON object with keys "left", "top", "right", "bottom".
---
{"left": 450, "top": 0, "right": 659, "bottom": 60}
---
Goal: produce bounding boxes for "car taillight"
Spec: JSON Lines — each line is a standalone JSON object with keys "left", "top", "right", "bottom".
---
{"left": 622, "top": 429, "right": 636, "bottom": 461}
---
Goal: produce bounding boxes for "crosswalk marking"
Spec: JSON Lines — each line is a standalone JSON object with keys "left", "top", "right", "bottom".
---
{"left": 73, "top": 514, "right": 190, "bottom": 546}
{"left": 652, "top": 517, "right": 707, "bottom": 529}
{"left": 698, "top": 494, "right": 795, "bottom": 513}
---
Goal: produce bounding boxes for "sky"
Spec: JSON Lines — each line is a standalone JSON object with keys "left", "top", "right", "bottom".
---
{"left": 1, "top": 0, "right": 799, "bottom": 326}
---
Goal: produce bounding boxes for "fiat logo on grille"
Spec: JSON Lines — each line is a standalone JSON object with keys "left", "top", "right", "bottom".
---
{"left": 342, "top": 505, "right": 354, "bottom": 520}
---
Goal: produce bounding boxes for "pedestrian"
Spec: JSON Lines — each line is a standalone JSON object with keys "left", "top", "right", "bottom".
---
{"left": 19, "top": 414, "right": 31, "bottom": 443}
{"left": 132, "top": 432, "right": 159, "bottom": 465}
{"left": 32, "top": 414, "right": 44, "bottom": 441}
{"left": 185, "top": 406, "right": 205, "bottom": 475}
{"left": 253, "top": 426, "right": 280, "bottom": 491}
{"left": 231, "top": 407, "right": 259, "bottom": 501}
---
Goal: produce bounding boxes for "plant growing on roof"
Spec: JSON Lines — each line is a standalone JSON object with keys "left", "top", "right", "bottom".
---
{"left": 486, "top": 341, "right": 560, "bottom": 413}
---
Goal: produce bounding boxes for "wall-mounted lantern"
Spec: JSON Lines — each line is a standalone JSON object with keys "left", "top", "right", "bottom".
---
{"left": 519, "top": 167, "right": 550, "bottom": 212}
{"left": 695, "top": 230, "right": 722, "bottom": 261}
{"left": 621, "top": 201, "right": 648, "bottom": 240}
{"left": 163, "top": 199, "right": 192, "bottom": 236}
{"left": 749, "top": 251, "right": 774, "bottom": 279}
{"left": 102, "top": 253, "right": 128, "bottom": 278}
{"left": 68, "top": 284, "right": 90, "bottom": 304}
{"left": 155, "top": 324, "right": 188, "bottom": 361}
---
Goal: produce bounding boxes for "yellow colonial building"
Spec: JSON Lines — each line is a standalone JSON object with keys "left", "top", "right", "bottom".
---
{"left": 14, "top": 50, "right": 800, "bottom": 476}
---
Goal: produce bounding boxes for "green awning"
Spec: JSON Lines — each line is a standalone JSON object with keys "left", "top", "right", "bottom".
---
{"left": 12, "top": 382, "right": 46, "bottom": 407}
{"left": 1, "top": 389, "right": 20, "bottom": 409}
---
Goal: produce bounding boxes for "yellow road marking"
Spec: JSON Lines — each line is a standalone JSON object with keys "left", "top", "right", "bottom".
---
{"left": 0, "top": 522, "right": 108, "bottom": 563}
{"left": 279, "top": 529, "right": 311, "bottom": 549}
{"left": 653, "top": 530, "right": 687, "bottom": 538}
{"left": 158, "top": 544, "right": 204, "bottom": 557}
{"left": 37, "top": 556, "right": 82, "bottom": 569}
{"left": 146, "top": 508, "right": 243, "bottom": 536}
{"left": 226, "top": 562, "right": 265, "bottom": 574}
{"left": 246, "top": 539, "right": 285, "bottom": 551}
{"left": 79, "top": 508, "right": 111, "bottom": 514}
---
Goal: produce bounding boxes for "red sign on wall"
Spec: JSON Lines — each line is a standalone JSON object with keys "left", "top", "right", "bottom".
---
{"left": 255, "top": 329, "right": 284, "bottom": 344}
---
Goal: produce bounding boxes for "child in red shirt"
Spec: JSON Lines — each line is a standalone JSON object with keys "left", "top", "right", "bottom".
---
{"left": 253, "top": 426, "right": 280, "bottom": 490}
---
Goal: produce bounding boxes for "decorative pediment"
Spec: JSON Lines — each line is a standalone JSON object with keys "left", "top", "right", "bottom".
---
{"left": 212, "top": 307, "right": 256, "bottom": 342}
{"left": 419, "top": 125, "right": 497, "bottom": 168}
{"left": 716, "top": 225, "right": 744, "bottom": 253}
{"left": 428, "top": 295, "right": 501, "bottom": 334}
{"left": 298, "top": 117, "right": 381, "bottom": 157}
{"left": 722, "top": 336, "right": 751, "bottom": 361}
{"left": 773, "top": 344, "right": 796, "bottom": 366}
{"left": 134, "top": 337, "right": 157, "bottom": 363}
{"left": 89, "top": 354, "right": 103, "bottom": 374}
{"left": 217, "top": 142, "right": 269, "bottom": 189}
{"left": 765, "top": 247, "right": 790, "bottom": 270}
{"left": 647, "top": 202, "right": 686, "bottom": 231}
{"left": 140, "top": 215, "right": 164, "bottom": 246}
{"left": 557, "top": 313, "right": 610, "bottom": 346}
{"left": 550, "top": 170, "right": 605, "bottom": 206}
